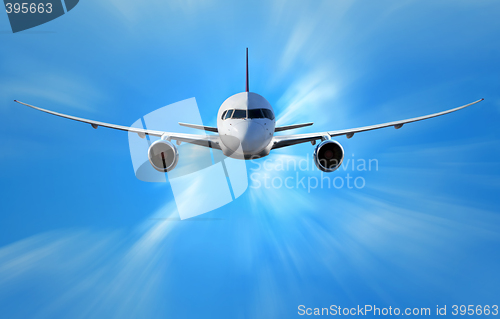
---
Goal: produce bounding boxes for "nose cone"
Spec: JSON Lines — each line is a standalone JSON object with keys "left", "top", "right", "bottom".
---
{"left": 238, "top": 121, "right": 266, "bottom": 153}
{"left": 224, "top": 121, "right": 266, "bottom": 154}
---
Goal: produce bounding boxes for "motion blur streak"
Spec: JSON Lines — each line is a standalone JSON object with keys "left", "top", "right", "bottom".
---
{"left": 0, "top": 202, "right": 177, "bottom": 319}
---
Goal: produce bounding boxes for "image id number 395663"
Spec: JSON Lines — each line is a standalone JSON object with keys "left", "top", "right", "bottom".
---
{"left": 5, "top": 3, "right": 53, "bottom": 14}
{"left": 451, "top": 305, "right": 498, "bottom": 316}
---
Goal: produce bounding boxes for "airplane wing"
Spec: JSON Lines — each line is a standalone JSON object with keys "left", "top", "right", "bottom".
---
{"left": 274, "top": 122, "right": 313, "bottom": 132}
{"left": 178, "top": 122, "right": 218, "bottom": 133}
{"left": 271, "top": 99, "right": 484, "bottom": 149}
{"left": 14, "top": 100, "right": 221, "bottom": 150}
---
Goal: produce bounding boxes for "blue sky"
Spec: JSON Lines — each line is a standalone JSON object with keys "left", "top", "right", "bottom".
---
{"left": 1, "top": 0, "right": 500, "bottom": 318}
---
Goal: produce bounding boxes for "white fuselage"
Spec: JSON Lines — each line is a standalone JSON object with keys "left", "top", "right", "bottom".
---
{"left": 216, "top": 92, "right": 275, "bottom": 159}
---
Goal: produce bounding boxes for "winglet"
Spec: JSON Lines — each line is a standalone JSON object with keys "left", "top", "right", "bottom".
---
{"left": 246, "top": 48, "right": 249, "bottom": 93}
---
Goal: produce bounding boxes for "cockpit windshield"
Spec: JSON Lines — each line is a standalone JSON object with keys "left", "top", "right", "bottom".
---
{"left": 232, "top": 109, "right": 247, "bottom": 119}
{"left": 262, "top": 109, "right": 275, "bottom": 120}
{"left": 224, "top": 109, "right": 234, "bottom": 120}
{"left": 248, "top": 109, "right": 265, "bottom": 119}
{"left": 222, "top": 108, "right": 274, "bottom": 120}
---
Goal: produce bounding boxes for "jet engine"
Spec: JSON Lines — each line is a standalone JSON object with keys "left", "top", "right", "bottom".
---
{"left": 148, "top": 139, "right": 179, "bottom": 172}
{"left": 313, "top": 140, "right": 344, "bottom": 172}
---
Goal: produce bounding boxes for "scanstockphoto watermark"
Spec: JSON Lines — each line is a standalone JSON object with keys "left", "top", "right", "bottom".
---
{"left": 297, "top": 304, "right": 499, "bottom": 316}
{"left": 249, "top": 153, "right": 379, "bottom": 192}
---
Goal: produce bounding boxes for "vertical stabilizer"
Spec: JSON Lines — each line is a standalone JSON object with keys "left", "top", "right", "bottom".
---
{"left": 246, "top": 48, "right": 249, "bottom": 92}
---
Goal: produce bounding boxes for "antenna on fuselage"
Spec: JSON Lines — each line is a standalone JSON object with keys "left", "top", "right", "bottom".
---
{"left": 246, "top": 48, "right": 249, "bottom": 92}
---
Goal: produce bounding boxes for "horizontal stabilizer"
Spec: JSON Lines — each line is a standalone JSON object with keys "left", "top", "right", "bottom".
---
{"left": 275, "top": 122, "right": 313, "bottom": 132}
{"left": 179, "top": 122, "right": 218, "bottom": 133}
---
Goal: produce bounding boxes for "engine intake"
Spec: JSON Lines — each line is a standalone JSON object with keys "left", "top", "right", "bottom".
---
{"left": 313, "top": 140, "right": 344, "bottom": 172}
{"left": 148, "top": 140, "right": 179, "bottom": 172}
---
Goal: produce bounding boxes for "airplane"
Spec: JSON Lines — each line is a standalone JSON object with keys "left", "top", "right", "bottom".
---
{"left": 14, "top": 48, "right": 484, "bottom": 174}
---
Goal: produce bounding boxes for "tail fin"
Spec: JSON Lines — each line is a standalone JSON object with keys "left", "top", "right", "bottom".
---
{"left": 246, "top": 48, "right": 249, "bottom": 92}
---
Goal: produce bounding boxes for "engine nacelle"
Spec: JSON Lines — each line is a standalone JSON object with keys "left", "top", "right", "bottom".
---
{"left": 148, "top": 139, "right": 179, "bottom": 172}
{"left": 313, "top": 139, "right": 344, "bottom": 172}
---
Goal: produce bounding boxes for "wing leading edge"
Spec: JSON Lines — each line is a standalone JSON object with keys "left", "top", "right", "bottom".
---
{"left": 272, "top": 99, "right": 484, "bottom": 149}
{"left": 14, "top": 100, "right": 221, "bottom": 150}
{"left": 275, "top": 122, "right": 313, "bottom": 132}
{"left": 178, "top": 122, "right": 218, "bottom": 133}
